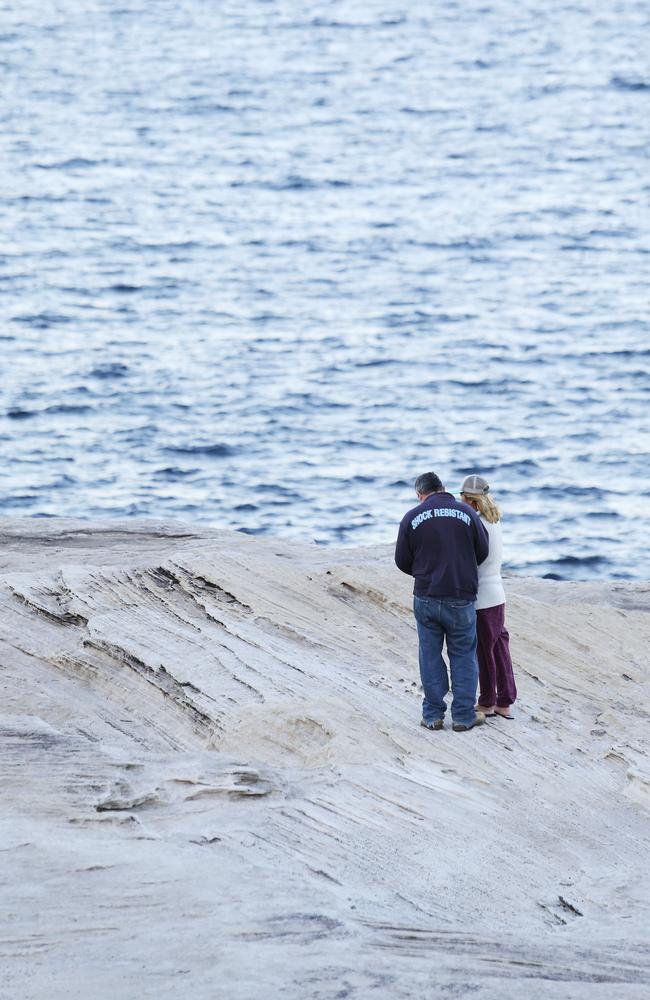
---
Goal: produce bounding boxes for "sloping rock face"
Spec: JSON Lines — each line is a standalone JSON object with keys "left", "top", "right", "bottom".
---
{"left": 1, "top": 519, "right": 649, "bottom": 999}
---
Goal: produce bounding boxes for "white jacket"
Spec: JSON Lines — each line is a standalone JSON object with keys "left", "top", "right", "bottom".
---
{"left": 476, "top": 517, "right": 507, "bottom": 610}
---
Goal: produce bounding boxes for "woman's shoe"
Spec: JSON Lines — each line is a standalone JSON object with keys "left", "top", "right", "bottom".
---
{"left": 494, "top": 707, "right": 514, "bottom": 719}
{"left": 476, "top": 704, "right": 496, "bottom": 717}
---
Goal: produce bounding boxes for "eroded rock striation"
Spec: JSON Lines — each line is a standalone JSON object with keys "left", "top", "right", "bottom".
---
{"left": 1, "top": 519, "right": 649, "bottom": 998}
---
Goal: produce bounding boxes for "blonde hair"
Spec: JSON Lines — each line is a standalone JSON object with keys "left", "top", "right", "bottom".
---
{"left": 466, "top": 492, "right": 501, "bottom": 524}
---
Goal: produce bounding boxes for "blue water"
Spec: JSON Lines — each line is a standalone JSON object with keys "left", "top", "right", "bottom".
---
{"left": 1, "top": 1, "right": 649, "bottom": 580}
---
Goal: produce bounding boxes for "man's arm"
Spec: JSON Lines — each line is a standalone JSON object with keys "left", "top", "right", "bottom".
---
{"left": 474, "top": 516, "right": 489, "bottom": 565}
{"left": 394, "top": 518, "right": 413, "bottom": 575}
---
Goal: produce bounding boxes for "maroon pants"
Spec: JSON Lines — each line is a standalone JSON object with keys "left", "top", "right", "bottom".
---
{"left": 476, "top": 604, "right": 517, "bottom": 708}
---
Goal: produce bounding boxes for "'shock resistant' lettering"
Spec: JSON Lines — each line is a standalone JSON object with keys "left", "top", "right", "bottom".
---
{"left": 396, "top": 491, "right": 488, "bottom": 601}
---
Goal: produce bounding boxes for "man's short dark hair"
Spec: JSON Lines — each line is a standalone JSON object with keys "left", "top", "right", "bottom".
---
{"left": 414, "top": 472, "right": 443, "bottom": 496}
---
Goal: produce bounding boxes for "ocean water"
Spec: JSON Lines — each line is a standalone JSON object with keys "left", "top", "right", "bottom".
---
{"left": 1, "top": 0, "right": 649, "bottom": 580}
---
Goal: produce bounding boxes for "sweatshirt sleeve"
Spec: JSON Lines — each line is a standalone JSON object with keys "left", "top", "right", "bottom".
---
{"left": 474, "top": 515, "right": 489, "bottom": 565}
{"left": 394, "top": 517, "right": 413, "bottom": 575}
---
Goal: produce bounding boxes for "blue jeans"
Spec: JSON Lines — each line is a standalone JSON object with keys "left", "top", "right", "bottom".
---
{"left": 413, "top": 595, "right": 479, "bottom": 726}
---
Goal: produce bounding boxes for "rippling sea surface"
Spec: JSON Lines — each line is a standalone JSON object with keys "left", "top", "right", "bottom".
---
{"left": 2, "top": 1, "right": 649, "bottom": 579}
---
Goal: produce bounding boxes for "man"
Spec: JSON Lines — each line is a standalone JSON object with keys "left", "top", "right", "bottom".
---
{"left": 395, "top": 472, "right": 489, "bottom": 732}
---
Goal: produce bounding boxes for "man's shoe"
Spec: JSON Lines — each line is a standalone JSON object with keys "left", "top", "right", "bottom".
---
{"left": 452, "top": 712, "right": 486, "bottom": 732}
{"left": 420, "top": 718, "right": 444, "bottom": 731}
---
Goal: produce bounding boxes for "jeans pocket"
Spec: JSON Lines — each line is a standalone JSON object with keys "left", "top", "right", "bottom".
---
{"left": 447, "top": 601, "right": 476, "bottom": 627}
{"left": 413, "top": 595, "right": 435, "bottom": 623}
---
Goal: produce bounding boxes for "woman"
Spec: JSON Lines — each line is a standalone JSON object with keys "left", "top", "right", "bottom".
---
{"left": 459, "top": 474, "right": 517, "bottom": 719}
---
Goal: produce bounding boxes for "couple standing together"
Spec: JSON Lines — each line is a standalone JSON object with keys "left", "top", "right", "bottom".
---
{"left": 395, "top": 471, "right": 517, "bottom": 732}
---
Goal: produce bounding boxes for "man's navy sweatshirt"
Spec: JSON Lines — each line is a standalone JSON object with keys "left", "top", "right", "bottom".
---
{"left": 395, "top": 491, "right": 489, "bottom": 600}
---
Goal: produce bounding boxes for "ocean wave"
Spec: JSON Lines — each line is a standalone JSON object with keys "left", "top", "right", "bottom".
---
{"left": 12, "top": 313, "right": 71, "bottom": 328}
{"left": 35, "top": 157, "right": 103, "bottom": 170}
{"left": 7, "top": 408, "right": 37, "bottom": 420}
{"left": 163, "top": 444, "right": 237, "bottom": 458}
{"left": 44, "top": 405, "right": 95, "bottom": 416}
{"left": 88, "top": 364, "right": 129, "bottom": 378}
{"left": 154, "top": 467, "right": 200, "bottom": 479}
{"left": 610, "top": 76, "right": 650, "bottom": 92}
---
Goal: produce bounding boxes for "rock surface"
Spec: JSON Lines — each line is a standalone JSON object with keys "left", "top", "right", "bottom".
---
{"left": 1, "top": 519, "right": 649, "bottom": 999}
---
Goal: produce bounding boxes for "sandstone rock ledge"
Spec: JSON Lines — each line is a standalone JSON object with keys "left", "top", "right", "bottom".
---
{"left": 1, "top": 519, "right": 649, "bottom": 999}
